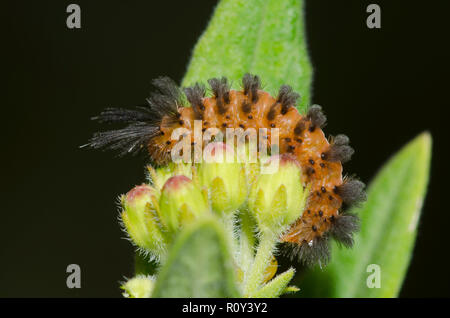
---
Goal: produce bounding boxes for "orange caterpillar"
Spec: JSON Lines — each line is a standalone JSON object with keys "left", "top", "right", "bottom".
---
{"left": 89, "top": 74, "right": 366, "bottom": 266}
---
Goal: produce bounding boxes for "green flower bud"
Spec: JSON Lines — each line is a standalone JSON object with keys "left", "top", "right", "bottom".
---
{"left": 121, "top": 275, "right": 155, "bottom": 298}
{"left": 198, "top": 142, "right": 247, "bottom": 214}
{"left": 121, "top": 184, "right": 165, "bottom": 258}
{"left": 158, "top": 175, "right": 209, "bottom": 233}
{"left": 248, "top": 154, "right": 308, "bottom": 235}
{"left": 148, "top": 162, "right": 193, "bottom": 193}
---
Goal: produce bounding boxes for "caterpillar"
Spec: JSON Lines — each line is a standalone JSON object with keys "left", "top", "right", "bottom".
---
{"left": 88, "top": 74, "right": 366, "bottom": 266}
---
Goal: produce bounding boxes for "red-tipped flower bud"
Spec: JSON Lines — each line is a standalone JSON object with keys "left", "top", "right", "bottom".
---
{"left": 159, "top": 175, "right": 209, "bottom": 233}
{"left": 121, "top": 184, "right": 165, "bottom": 258}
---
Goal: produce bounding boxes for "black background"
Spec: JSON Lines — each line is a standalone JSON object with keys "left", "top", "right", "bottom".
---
{"left": 2, "top": 0, "right": 449, "bottom": 297}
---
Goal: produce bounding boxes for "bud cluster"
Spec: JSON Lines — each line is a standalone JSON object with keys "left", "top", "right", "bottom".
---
{"left": 120, "top": 142, "right": 309, "bottom": 267}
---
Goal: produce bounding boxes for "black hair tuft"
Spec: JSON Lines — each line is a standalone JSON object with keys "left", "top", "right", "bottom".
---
{"left": 146, "top": 76, "right": 182, "bottom": 123}
{"left": 335, "top": 178, "right": 367, "bottom": 206}
{"left": 330, "top": 212, "right": 360, "bottom": 247}
{"left": 86, "top": 76, "right": 182, "bottom": 157}
{"left": 307, "top": 104, "right": 327, "bottom": 130}
{"left": 324, "top": 134, "right": 355, "bottom": 163}
{"left": 242, "top": 73, "right": 261, "bottom": 103}
{"left": 184, "top": 82, "right": 206, "bottom": 119}
{"left": 208, "top": 77, "right": 230, "bottom": 114}
{"left": 277, "top": 85, "right": 300, "bottom": 114}
{"left": 88, "top": 123, "right": 160, "bottom": 157}
{"left": 283, "top": 236, "right": 331, "bottom": 268}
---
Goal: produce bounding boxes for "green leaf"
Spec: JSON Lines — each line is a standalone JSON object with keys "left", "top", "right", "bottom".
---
{"left": 300, "top": 132, "right": 432, "bottom": 297}
{"left": 182, "top": 0, "right": 312, "bottom": 112}
{"left": 253, "top": 268, "right": 296, "bottom": 298}
{"left": 152, "top": 217, "right": 240, "bottom": 297}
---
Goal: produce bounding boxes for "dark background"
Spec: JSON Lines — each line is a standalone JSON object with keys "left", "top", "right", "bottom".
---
{"left": 2, "top": 0, "right": 448, "bottom": 297}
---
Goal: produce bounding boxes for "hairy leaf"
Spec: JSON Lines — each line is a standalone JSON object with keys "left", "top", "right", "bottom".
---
{"left": 253, "top": 268, "right": 296, "bottom": 298}
{"left": 182, "top": 0, "right": 312, "bottom": 112}
{"left": 152, "top": 218, "right": 240, "bottom": 297}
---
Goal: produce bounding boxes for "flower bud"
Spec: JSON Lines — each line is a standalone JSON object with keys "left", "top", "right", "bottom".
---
{"left": 121, "top": 184, "right": 165, "bottom": 257}
{"left": 148, "top": 162, "right": 193, "bottom": 193}
{"left": 198, "top": 142, "right": 247, "bottom": 214}
{"left": 121, "top": 275, "right": 155, "bottom": 298}
{"left": 158, "top": 175, "right": 209, "bottom": 233}
{"left": 248, "top": 154, "right": 308, "bottom": 235}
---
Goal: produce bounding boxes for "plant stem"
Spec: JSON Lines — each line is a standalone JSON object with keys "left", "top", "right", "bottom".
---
{"left": 243, "top": 232, "right": 277, "bottom": 297}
